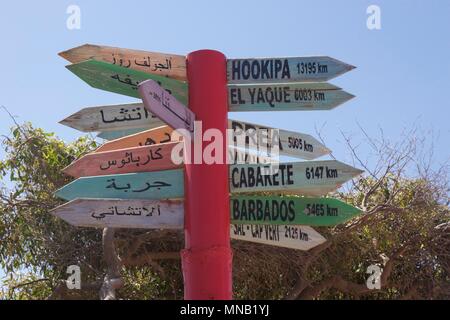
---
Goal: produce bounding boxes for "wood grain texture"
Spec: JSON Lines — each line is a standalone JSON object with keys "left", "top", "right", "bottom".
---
{"left": 66, "top": 60, "right": 188, "bottom": 104}
{"left": 230, "top": 195, "right": 362, "bottom": 226}
{"left": 50, "top": 198, "right": 184, "bottom": 229}
{"left": 60, "top": 103, "right": 164, "bottom": 132}
{"left": 63, "top": 142, "right": 182, "bottom": 178}
{"left": 94, "top": 118, "right": 329, "bottom": 161}
{"left": 228, "top": 82, "right": 354, "bottom": 112}
{"left": 97, "top": 127, "right": 151, "bottom": 140}
{"left": 229, "top": 119, "right": 330, "bottom": 160}
{"left": 227, "top": 56, "right": 355, "bottom": 84}
{"left": 230, "top": 224, "right": 326, "bottom": 250}
{"left": 97, "top": 129, "right": 274, "bottom": 164}
{"left": 59, "top": 44, "right": 187, "bottom": 81}
{"left": 230, "top": 160, "right": 363, "bottom": 196}
{"left": 96, "top": 126, "right": 174, "bottom": 152}
{"left": 228, "top": 148, "right": 274, "bottom": 164}
{"left": 55, "top": 169, "right": 184, "bottom": 201}
{"left": 138, "top": 79, "right": 195, "bottom": 137}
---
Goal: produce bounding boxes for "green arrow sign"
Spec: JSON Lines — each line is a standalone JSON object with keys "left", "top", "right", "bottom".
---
{"left": 66, "top": 59, "right": 188, "bottom": 104}
{"left": 230, "top": 195, "right": 362, "bottom": 226}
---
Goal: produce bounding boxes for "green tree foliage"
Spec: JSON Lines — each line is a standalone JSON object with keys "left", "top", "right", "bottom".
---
{"left": 0, "top": 123, "right": 448, "bottom": 300}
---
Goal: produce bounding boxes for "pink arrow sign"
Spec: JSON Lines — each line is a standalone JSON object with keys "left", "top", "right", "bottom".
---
{"left": 138, "top": 79, "right": 195, "bottom": 138}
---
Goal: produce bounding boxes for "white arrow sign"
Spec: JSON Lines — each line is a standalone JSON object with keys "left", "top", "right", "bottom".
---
{"left": 229, "top": 119, "right": 330, "bottom": 160}
{"left": 50, "top": 198, "right": 184, "bottom": 229}
{"left": 230, "top": 224, "right": 326, "bottom": 251}
{"left": 227, "top": 56, "right": 355, "bottom": 84}
{"left": 59, "top": 103, "right": 164, "bottom": 132}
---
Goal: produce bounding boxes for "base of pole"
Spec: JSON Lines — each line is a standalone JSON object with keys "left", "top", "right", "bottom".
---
{"left": 181, "top": 246, "right": 233, "bottom": 300}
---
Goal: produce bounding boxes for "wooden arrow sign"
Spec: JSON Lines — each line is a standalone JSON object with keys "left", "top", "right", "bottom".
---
{"left": 230, "top": 195, "right": 362, "bottom": 227}
{"left": 59, "top": 44, "right": 187, "bottom": 81}
{"left": 97, "top": 127, "right": 150, "bottom": 140}
{"left": 97, "top": 127, "right": 273, "bottom": 164}
{"left": 55, "top": 169, "right": 184, "bottom": 201}
{"left": 229, "top": 147, "right": 273, "bottom": 164}
{"left": 66, "top": 60, "right": 188, "bottom": 104}
{"left": 228, "top": 83, "right": 354, "bottom": 112}
{"left": 93, "top": 118, "right": 329, "bottom": 160}
{"left": 230, "top": 224, "right": 326, "bottom": 250}
{"left": 138, "top": 79, "right": 195, "bottom": 137}
{"left": 97, "top": 125, "right": 174, "bottom": 152}
{"left": 63, "top": 142, "right": 182, "bottom": 178}
{"left": 230, "top": 160, "right": 363, "bottom": 196}
{"left": 59, "top": 103, "right": 164, "bottom": 132}
{"left": 227, "top": 56, "right": 355, "bottom": 84}
{"left": 50, "top": 198, "right": 184, "bottom": 229}
{"left": 229, "top": 119, "right": 330, "bottom": 160}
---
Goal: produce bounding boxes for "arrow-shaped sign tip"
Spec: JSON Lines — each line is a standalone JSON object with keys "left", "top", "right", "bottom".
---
{"left": 58, "top": 44, "right": 94, "bottom": 62}
{"left": 327, "top": 56, "right": 357, "bottom": 72}
{"left": 347, "top": 63, "right": 357, "bottom": 71}
{"left": 61, "top": 162, "right": 79, "bottom": 178}
{"left": 58, "top": 48, "right": 72, "bottom": 60}
{"left": 346, "top": 92, "right": 356, "bottom": 101}
{"left": 58, "top": 118, "right": 76, "bottom": 130}
{"left": 337, "top": 91, "right": 356, "bottom": 107}
{"left": 322, "top": 146, "right": 333, "bottom": 155}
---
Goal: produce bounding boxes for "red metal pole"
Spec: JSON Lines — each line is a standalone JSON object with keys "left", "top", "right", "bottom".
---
{"left": 181, "top": 50, "right": 232, "bottom": 300}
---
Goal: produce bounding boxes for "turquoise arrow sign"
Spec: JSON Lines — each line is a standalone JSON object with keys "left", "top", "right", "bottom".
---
{"left": 55, "top": 169, "right": 184, "bottom": 201}
{"left": 97, "top": 127, "right": 148, "bottom": 140}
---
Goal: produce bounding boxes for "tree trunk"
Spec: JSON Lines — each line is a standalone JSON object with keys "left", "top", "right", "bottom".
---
{"left": 99, "top": 228, "right": 123, "bottom": 300}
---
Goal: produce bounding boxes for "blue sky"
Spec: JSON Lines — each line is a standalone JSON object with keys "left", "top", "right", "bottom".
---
{"left": 1, "top": 0, "right": 449, "bottom": 286}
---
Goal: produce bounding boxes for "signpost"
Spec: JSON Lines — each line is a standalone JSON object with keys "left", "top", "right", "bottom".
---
{"left": 230, "top": 160, "right": 363, "bottom": 196}
{"left": 59, "top": 103, "right": 164, "bottom": 132}
{"left": 60, "top": 44, "right": 187, "bottom": 81}
{"left": 230, "top": 224, "right": 326, "bottom": 251}
{"left": 229, "top": 119, "right": 330, "bottom": 160}
{"left": 138, "top": 79, "right": 196, "bottom": 137}
{"left": 63, "top": 142, "right": 182, "bottom": 178}
{"left": 55, "top": 169, "right": 184, "bottom": 201}
{"left": 227, "top": 56, "right": 355, "bottom": 84}
{"left": 230, "top": 195, "right": 361, "bottom": 227}
{"left": 56, "top": 45, "right": 359, "bottom": 300}
{"left": 51, "top": 198, "right": 184, "bottom": 229}
{"left": 228, "top": 83, "right": 354, "bottom": 112}
{"left": 66, "top": 59, "right": 188, "bottom": 104}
